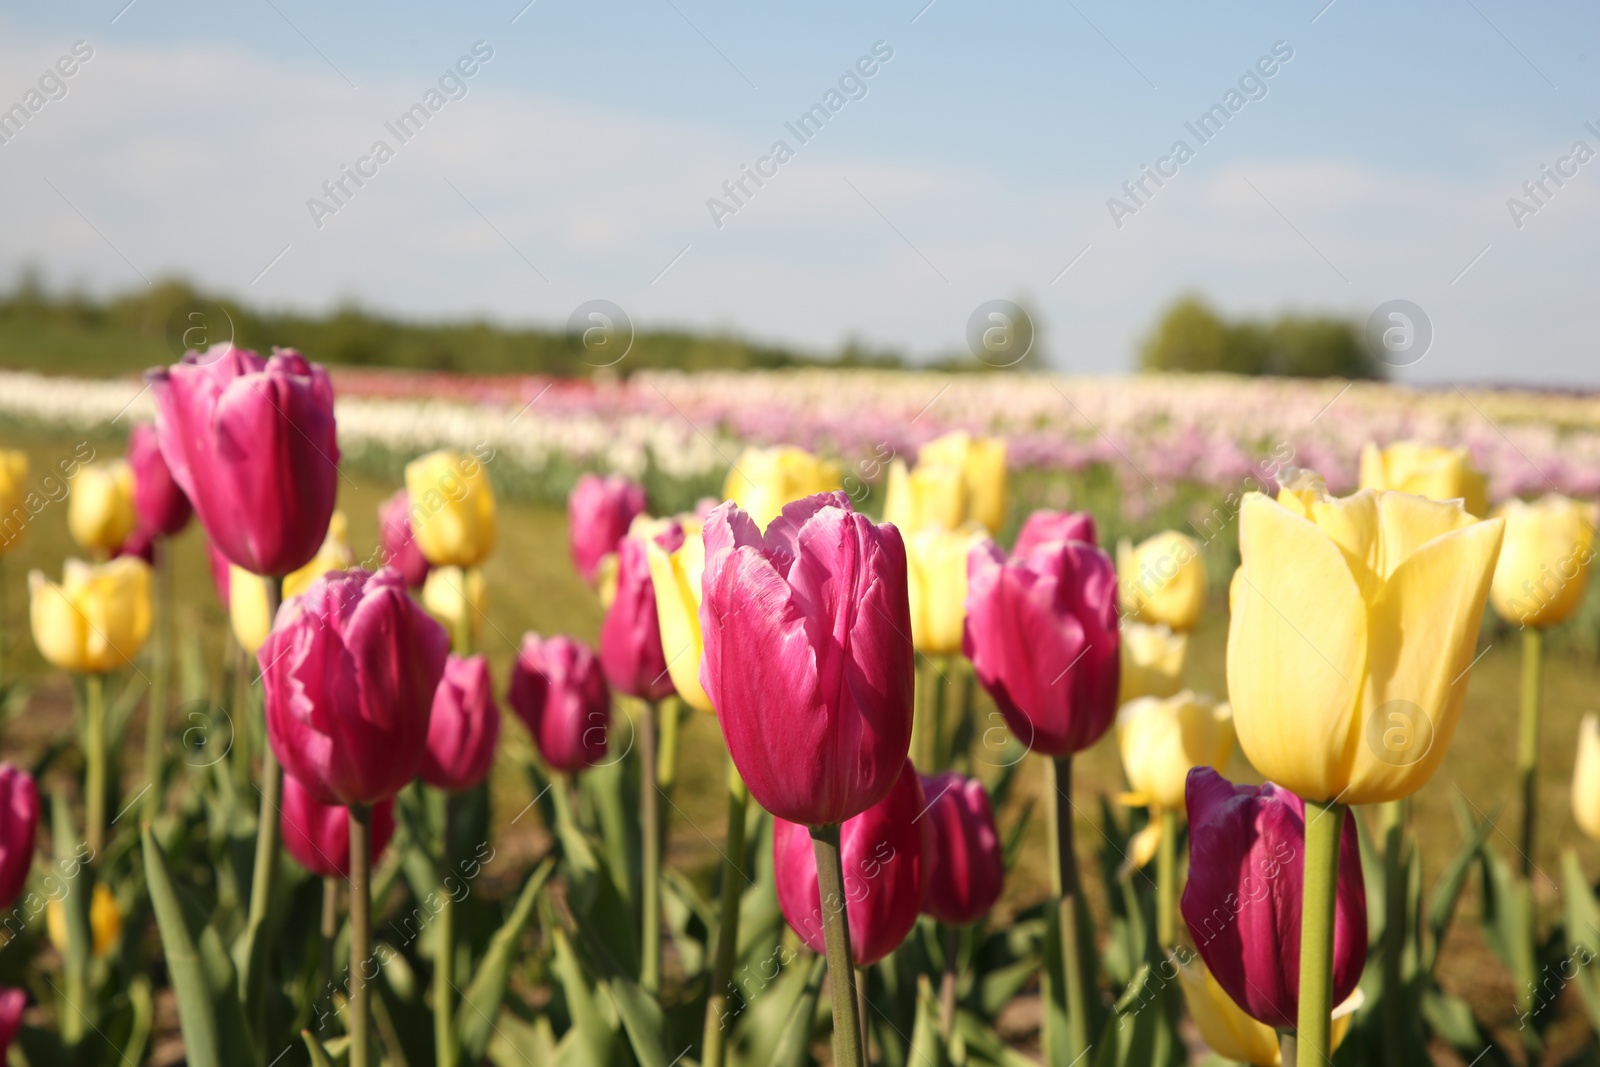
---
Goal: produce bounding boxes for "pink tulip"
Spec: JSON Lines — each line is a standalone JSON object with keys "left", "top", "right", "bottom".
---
{"left": 261, "top": 568, "right": 449, "bottom": 806}
{"left": 599, "top": 526, "right": 680, "bottom": 701}
{"left": 568, "top": 474, "right": 647, "bottom": 585}
{"left": 0, "top": 766, "right": 37, "bottom": 911}
{"left": 128, "top": 423, "right": 192, "bottom": 537}
{"left": 422, "top": 654, "right": 500, "bottom": 792}
{"left": 919, "top": 772, "right": 1004, "bottom": 926}
{"left": 0, "top": 987, "right": 22, "bottom": 1058}
{"left": 115, "top": 525, "right": 156, "bottom": 565}
{"left": 379, "top": 489, "right": 432, "bottom": 589}
{"left": 773, "top": 759, "right": 928, "bottom": 966}
{"left": 280, "top": 773, "right": 396, "bottom": 880}
{"left": 1181, "top": 768, "right": 1367, "bottom": 1029}
{"left": 508, "top": 634, "right": 610, "bottom": 773}
{"left": 205, "top": 538, "right": 232, "bottom": 610}
{"left": 1013, "top": 509, "right": 1097, "bottom": 558}
{"left": 149, "top": 344, "right": 338, "bottom": 577}
{"left": 963, "top": 538, "right": 1119, "bottom": 757}
{"left": 700, "top": 492, "right": 914, "bottom": 826}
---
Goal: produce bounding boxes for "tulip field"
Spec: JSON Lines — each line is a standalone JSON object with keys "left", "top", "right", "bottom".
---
{"left": 0, "top": 356, "right": 1598, "bottom": 1067}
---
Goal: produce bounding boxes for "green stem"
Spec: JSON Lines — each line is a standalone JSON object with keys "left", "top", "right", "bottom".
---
{"left": 1280, "top": 1030, "right": 1298, "bottom": 1065}
{"left": 143, "top": 536, "right": 172, "bottom": 823}
{"left": 639, "top": 700, "right": 662, "bottom": 995}
{"left": 451, "top": 581, "right": 472, "bottom": 657}
{"left": 1156, "top": 808, "right": 1178, "bottom": 948}
{"left": 320, "top": 876, "right": 339, "bottom": 997}
{"left": 1518, "top": 627, "right": 1543, "bottom": 879}
{"left": 435, "top": 790, "right": 458, "bottom": 1067}
{"left": 348, "top": 803, "right": 373, "bottom": 1067}
{"left": 1048, "top": 756, "right": 1090, "bottom": 1061}
{"left": 658, "top": 697, "right": 682, "bottom": 797}
{"left": 1380, "top": 799, "right": 1409, "bottom": 1065}
{"left": 939, "top": 923, "right": 959, "bottom": 1042}
{"left": 810, "top": 824, "right": 864, "bottom": 1067}
{"left": 247, "top": 577, "right": 284, "bottom": 934}
{"left": 701, "top": 761, "right": 748, "bottom": 1067}
{"left": 912, "top": 658, "right": 933, "bottom": 773}
{"left": 1297, "top": 799, "right": 1346, "bottom": 1067}
{"left": 85, "top": 673, "right": 106, "bottom": 857}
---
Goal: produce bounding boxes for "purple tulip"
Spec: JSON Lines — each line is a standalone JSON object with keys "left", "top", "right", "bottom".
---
{"left": 1181, "top": 768, "right": 1367, "bottom": 1030}
{"left": 599, "top": 524, "right": 681, "bottom": 701}
{"left": 963, "top": 538, "right": 1120, "bottom": 757}
{"left": 421, "top": 654, "right": 500, "bottom": 792}
{"left": 128, "top": 423, "right": 192, "bottom": 538}
{"left": 919, "top": 772, "right": 1005, "bottom": 926}
{"left": 1013, "top": 509, "right": 1097, "bottom": 558}
{"left": 260, "top": 568, "right": 449, "bottom": 806}
{"left": 568, "top": 474, "right": 647, "bottom": 585}
{"left": 280, "top": 773, "right": 396, "bottom": 880}
{"left": 149, "top": 344, "right": 338, "bottom": 577}
{"left": 379, "top": 489, "right": 432, "bottom": 588}
{"left": 508, "top": 634, "right": 611, "bottom": 773}
{"left": 0, "top": 987, "right": 22, "bottom": 1059}
{"left": 700, "top": 492, "right": 914, "bottom": 827}
{"left": 0, "top": 766, "right": 38, "bottom": 912}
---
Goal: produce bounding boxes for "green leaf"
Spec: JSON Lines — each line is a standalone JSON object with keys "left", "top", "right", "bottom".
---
{"left": 906, "top": 974, "right": 947, "bottom": 1067}
{"left": 302, "top": 1027, "right": 340, "bottom": 1066}
{"left": 1425, "top": 806, "right": 1497, "bottom": 973}
{"left": 552, "top": 926, "right": 619, "bottom": 1067}
{"left": 142, "top": 822, "right": 225, "bottom": 1067}
{"left": 1562, "top": 849, "right": 1600, "bottom": 1029}
{"left": 768, "top": 952, "right": 828, "bottom": 1067}
{"left": 952, "top": 1010, "right": 1038, "bottom": 1067}
{"left": 456, "top": 857, "right": 554, "bottom": 1062}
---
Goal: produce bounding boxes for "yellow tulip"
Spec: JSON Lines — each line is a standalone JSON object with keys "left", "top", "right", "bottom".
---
{"left": 30, "top": 557, "right": 152, "bottom": 674}
{"left": 1119, "top": 531, "right": 1208, "bottom": 632}
{"left": 0, "top": 450, "right": 28, "bottom": 554}
{"left": 405, "top": 450, "right": 496, "bottom": 568}
{"left": 423, "top": 565, "right": 487, "bottom": 638}
{"left": 1178, "top": 958, "right": 1362, "bottom": 1065}
{"left": 596, "top": 552, "right": 621, "bottom": 612}
{"left": 1228, "top": 478, "right": 1504, "bottom": 804}
{"left": 1117, "top": 690, "right": 1233, "bottom": 813}
{"left": 1119, "top": 621, "right": 1187, "bottom": 703}
{"left": 917, "top": 431, "right": 1007, "bottom": 534}
{"left": 230, "top": 513, "right": 353, "bottom": 653}
{"left": 48, "top": 882, "right": 122, "bottom": 958}
{"left": 1359, "top": 440, "right": 1488, "bottom": 518}
{"left": 723, "top": 446, "right": 842, "bottom": 531}
{"left": 1489, "top": 495, "right": 1596, "bottom": 629}
{"left": 68, "top": 460, "right": 135, "bottom": 554}
{"left": 883, "top": 461, "right": 966, "bottom": 534}
{"left": 647, "top": 520, "right": 712, "bottom": 712}
{"left": 1574, "top": 713, "right": 1600, "bottom": 841}
{"left": 904, "top": 525, "right": 986, "bottom": 656}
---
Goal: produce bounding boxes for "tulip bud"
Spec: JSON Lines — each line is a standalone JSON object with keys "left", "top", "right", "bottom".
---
{"left": 1118, "top": 530, "right": 1208, "bottom": 632}
{"left": 884, "top": 460, "right": 966, "bottom": 534}
{"left": 127, "top": 423, "right": 191, "bottom": 538}
{"left": 1119, "top": 621, "right": 1186, "bottom": 703}
{"left": 280, "top": 772, "right": 396, "bottom": 879}
{"left": 645, "top": 520, "right": 712, "bottom": 712}
{"left": 964, "top": 538, "right": 1120, "bottom": 757}
{"left": 422, "top": 566, "right": 487, "bottom": 641}
{"left": 0, "top": 451, "right": 28, "bottom": 555}
{"left": 423, "top": 654, "right": 500, "bottom": 792}
{"left": 261, "top": 568, "right": 449, "bottom": 806}
{"left": 1489, "top": 495, "right": 1596, "bottom": 629}
{"left": 231, "top": 512, "right": 354, "bottom": 654}
{"left": 1229, "top": 483, "right": 1504, "bottom": 804}
{"left": 1014, "top": 509, "right": 1097, "bottom": 558}
{"left": 1574, "top": 714, "right": 1600, "bottom": 841}
{"left": 773, "top": 759, "right": 928, "bottom": 965}
{"left": 905, "top": 525, "right": 987, "bottom": 656}
{"left": 1359, "top": 440, "right": 1488, "bottom": 518}
{"left": 406, "top": 450, "right": 496, "bottom": 569}
{"left": 918, "top": 772, "right": 1003, "bottom": 926}
{"left": 68, "top": 460, "right": 135, "bottom": 555}
{"left": 569, "top": 474, "right": 647, "bottom": 586}
{"left": 379, "top": 489, "right": 432, "bottom": 589}
{"left": 508, "top": 633, "right": 610, "bottom": 773}
{"left": 600, "top": 520, "right": 680, "bottom": 702}
{"left": 30, "top": 558, "right": 153, "bottom": 674}
{"left": 0, "top": 987, "right": 21, "bottom": 1057}
{"left": 47, "top": 882, "right": 121, "bottom": 958}
{"left": 723, "top": 446, "right": 842, "bottom": 531}
{"left": 1181, "top": 768, "right": 1366, "bottom": 1030}
{"left": 1117, "top": 690, "right": 1233, "bottom": 812}
{"left": 701, "top": 493, "right": 914, "bottom": 826}
{"left": 918, "top": 431, "right": 1007, "bottom": 534}
{"left": 149, "top": 345, "right": 339, "bottom": 577}
{"left": 0, "top": 766, "right": 38, "bottom": 911}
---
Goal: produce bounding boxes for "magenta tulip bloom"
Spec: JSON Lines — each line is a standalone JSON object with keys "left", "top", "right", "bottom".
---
{"left": 569, "top": 474, "right": 647, "bottom": 585}
{"left": 128, "top": 423, "right": 192, "bottom": 538}
{"left": 701, "top": 493, "right": 915, "bottom": 827}
{"left": 260, "top": 568, "right": 449, "bottom": 806}
{"left": 422, "top": 654, "right": 501, "bottom": 792}
{"left": 379, "top": 489, "right": 432, "bottom": 589}
{"left": 115, "top": 525, "right": 156, "bottom": 565}
{"left": 963, "top": 538, "right": 1119, "bottom": 757}
{"left": 599, "top": 526, "right": 681, "bottom": 701}
{"left": 0, "top": 987, "right": 22, "bottom": 1058}
{"left": 149, "top": 344, "right": 338, "bottom": 577}
{"left": 773, "top": 759, "right": 928, "bottom": 966}
{"left": 1013, "top": 509, "right": 1097, "bottom": 558}
{"left": 919, "top": 772, "right": 1004, "bottom": 926}
{"left": 509, "top": 634, "right": 611, "bottom": 773}
{"left": 1181, "top": 768, "right": 1367, "bottom": 1029}
{"left": 280, "top": 772, "right": 396, "bottom": 880}
{"left": 0, "top": 766, "right": 38, "bottom": 911}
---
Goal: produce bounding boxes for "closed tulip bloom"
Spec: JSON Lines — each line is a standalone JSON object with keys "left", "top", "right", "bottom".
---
{"left": 30, "top": 558, "right": 152, "bottom": 674}
{"left": 601, "top": 521, "right": 681, "bottom": 702}
{"left": 508, "top": 633, "right": 610, "bottom": 773}
{"left": 646, "top": 520, "right": 712, "bottom": 712}
{"left": 379, "top": 489, "right": 432, "bottom": 589}
{"left": 127, "top": 424, "right": 191, "bottom": 538}
{"left": 1119, "top": 530, "right": 1208, "bottom": 632}
{"left": 280, "top": 772, "right": 396, "bottom": 879}
{"left": 47, "top": 882, "right": 121, "bottom": 958}
{"left": 1014, "top": 509, "right": 1097, "bottom": 557}
{"left": 1182, "top": 768, "right": 1366, "bottom": 1030}
{"left": 1573, "top": 714, "right": 1600, "bottom": 841}
{"left": 149, "top": 345, "right": 338, "bottom": 577}
{"left": 0, "top": 766, "right": 38, "bottom": 911}
{"left": 569, "top": 473, "right": 647, "bottom": 586}
{"left": 964, "top": 538, "right": 1120, "bottom": 757}
{"left": 1229, "top": 480, "right": 1504, "bottom": 804}
{"left": 422, "top": 565, "right": 487, "bottom": 640}
{"left": 0, "top": 987, "right": 22, "bottom": 1057}
{"left": 919, "top": 771, "right": 1004, "bottom": 926}
{"left": 206, "top": 539, "right": 233, "bottom": 610}
{"left": 422, "top": 654, "right": 500, "bottom": 791}
{"left": 1117, "top": 690, "right": 1233, "bottom": 812}
{"left": 1119, "top": 621, "right": 1187, "bottom": 704}
{"left": 773, "top": 760, "right": 928, "bottom": 965}
{"left": 700, "top": 493, "right": 914, "bottom": 826}
{"left": 0, "top": 451, "right": 27, "bottom": 555}
{"left": 406, "top": 449, "right": 496, "bottom": 568}
{"left": 68, "top": 460, "right": 135, "bottom": 554}
{"left": 261, "top": 568, "right": 449, "bottom": 806}
{"left": 1490, "top": 495, "right": 1596, "bottom": 629}
{"left": 230, "top": 511, "right": 354, "bottom": 654}
{"left": 905, "top": 525, "right": 987, "bottom": 656}
{"left": 1359, "top": 440, "right": 1488, "bottom": 518}
{"left": 723, "top": 446, "right": 842, "bottom": 531}
{"left": 919, "top": 431, "right": 1007, "bottom": 534}
{"left": 883, "top": 460, "right": 966, "bottom": 534}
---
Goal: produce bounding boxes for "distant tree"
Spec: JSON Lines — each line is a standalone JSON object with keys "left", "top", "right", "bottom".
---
{"left": 1139, "top": 295, "right": 1383, "bottom": 379}
{"left": 1139, "top": 297, "right": 1243, "bottom": 374}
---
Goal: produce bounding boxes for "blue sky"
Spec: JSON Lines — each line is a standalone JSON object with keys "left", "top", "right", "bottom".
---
{"left": 2, "top": 0, "right": 1597, "bottom": 383}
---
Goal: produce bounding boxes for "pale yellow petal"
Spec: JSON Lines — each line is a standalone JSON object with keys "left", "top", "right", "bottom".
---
{"left": 1573, "top": 714, "right": 1600, "bottom": 841}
